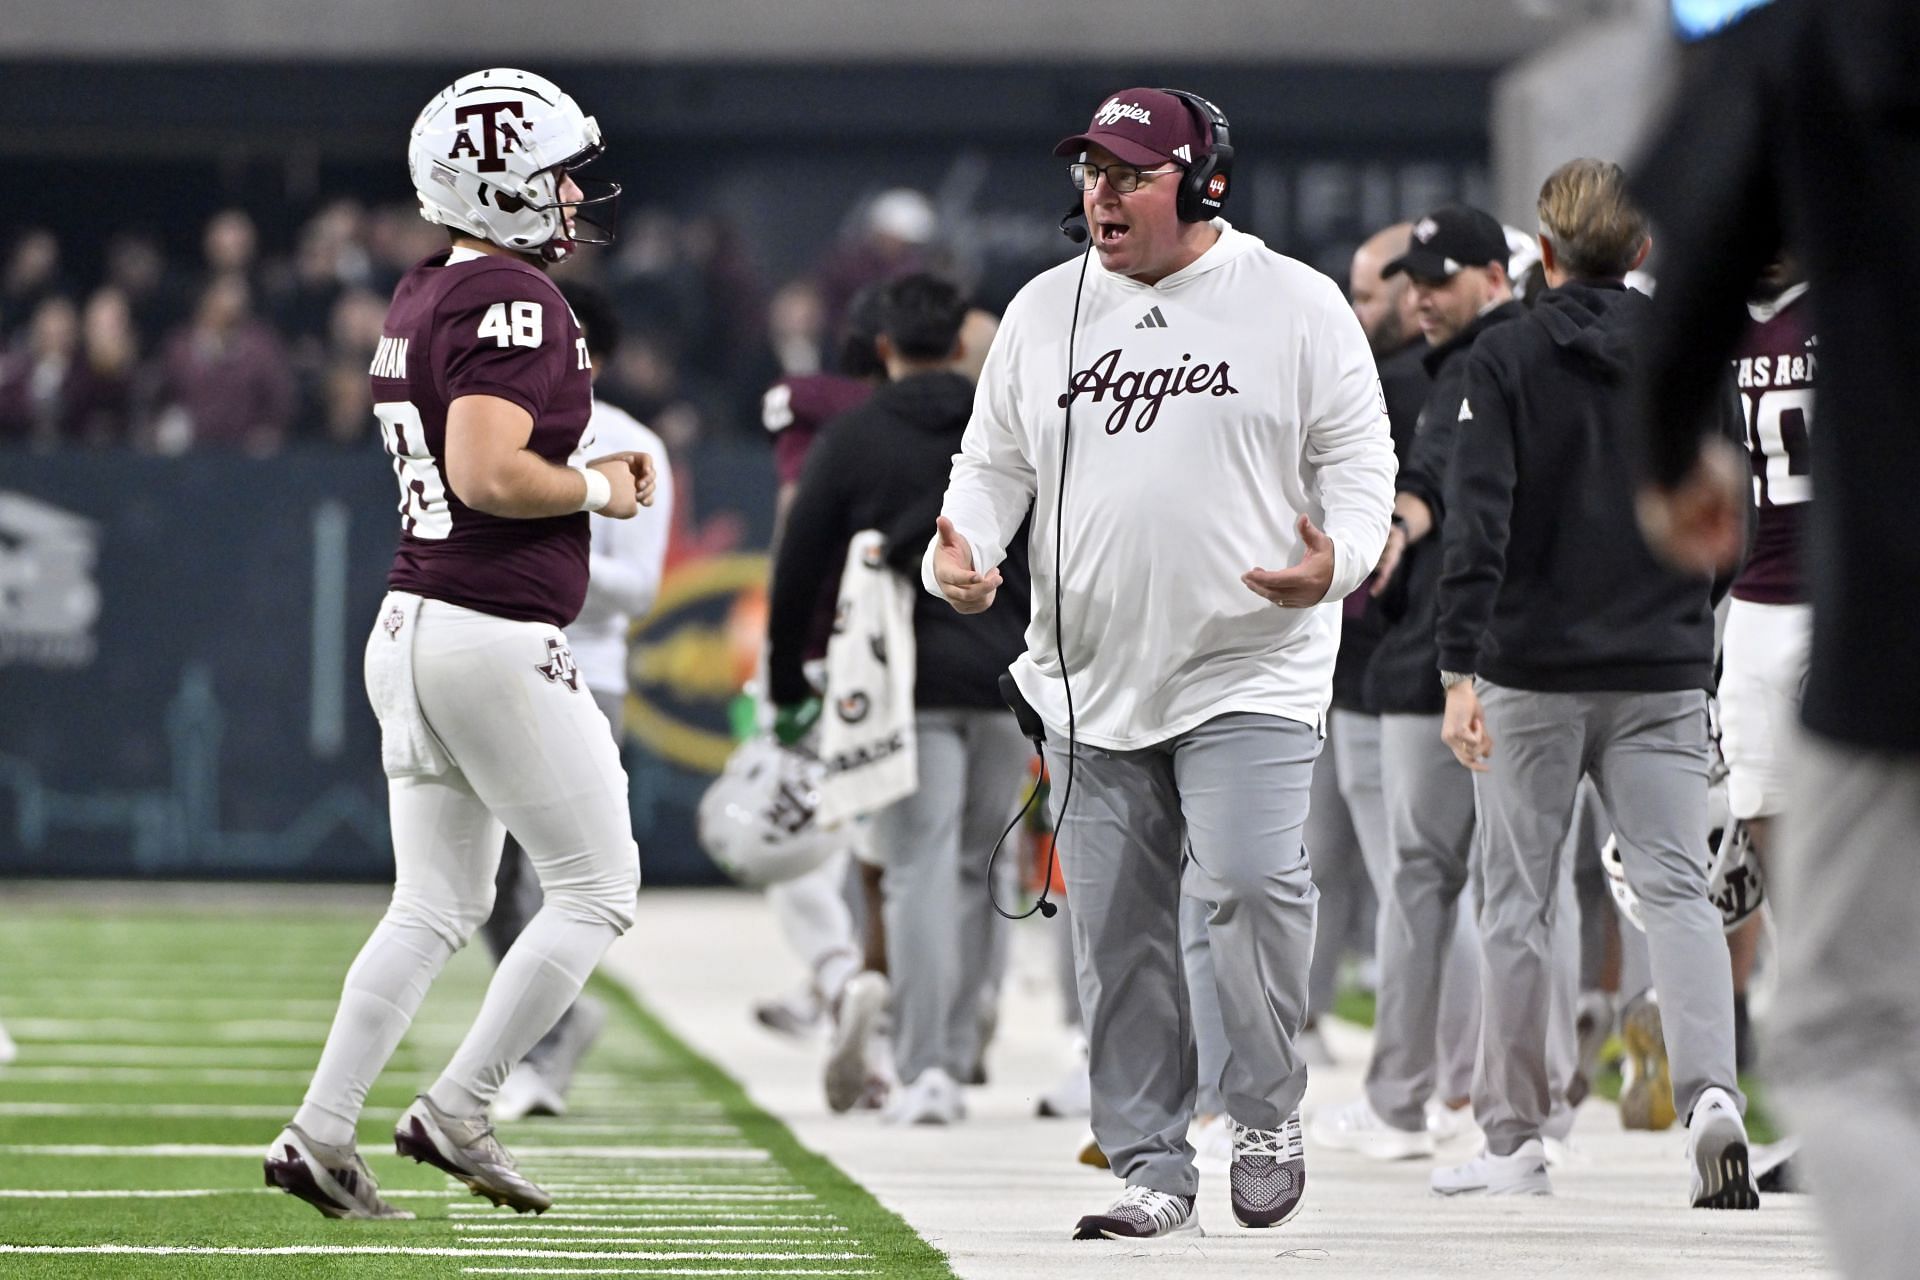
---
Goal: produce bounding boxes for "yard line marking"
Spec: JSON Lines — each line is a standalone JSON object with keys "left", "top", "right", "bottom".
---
{"left": 2, "top": 1044, "right": 328, "bottom": 1066}
{"left": 0, "top": 1246, "right": 874, "bottom": 1261}
{"left": 0, "top": 1103, "right": 292, "bottom": 1119}
{"left": 0, "top": 1188, "right": 460, "bottom": 1199}
{"left": 0, "top": 1066, "right": 320, "bottom": 1084}
{"left": 446, "top": 1211, "right": 832, "bottom": 1223}
{"left": 5, "top": 1019, "right": 339, "bottom": 1041}
{"left": 0, "top": 1143, "right": 765, "bottom": 1160}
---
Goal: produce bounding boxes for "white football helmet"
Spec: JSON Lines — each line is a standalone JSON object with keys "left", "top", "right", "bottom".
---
{"left": 407, "top": 68, "right": 619, "bottom": 262}
{"left": 1601, "top": 761, "right": 1766, "bottom": 934}
{"left": 697, "top": 736, "right": 843, "bottom": 889}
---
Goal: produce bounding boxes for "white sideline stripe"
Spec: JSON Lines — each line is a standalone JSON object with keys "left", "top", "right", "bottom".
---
{"left": 0, "top": 1103, "right": 291, "bottom": 1118}
{"left": 461, "top": 1270, "right": 877, "bottom": 1277}
{"left": 534, "top": 1184, "right": 800, "bottom": 1193}
{"left": 7, "top": 1019, "right": 338, "bottom": 1040}
{"left": 458, "top": 1236, "right": 841, "bottom": 1246}
{"left": 453, "top": 1220, "right": 837, "bottom": 1228}
{"left": 0, "top": 1143, "right": 763, "bottom": 1160}
{"left": 449, "top": 1224, "right": 848, "bottom": 1234}
{"left": 4, "top": 997, "right": 346, "bottom": 1016}
{"left": 0, "top": 1188, "right": 460, "bottom": 1199}
{"left": 0, "top": 1247, "right": 874, "bottom": 1261}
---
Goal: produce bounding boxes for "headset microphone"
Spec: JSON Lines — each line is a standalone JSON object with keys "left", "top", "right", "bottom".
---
{"left": 1059, "top": 202, "right": 1088, "bottom": 243}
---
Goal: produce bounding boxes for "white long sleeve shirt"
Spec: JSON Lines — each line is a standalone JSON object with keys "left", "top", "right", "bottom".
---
{"left": 923, "top": 222, "right": 1396, "bottom": 749}
{"left": 570, "top": 398, "right": 674, "bottom": 695}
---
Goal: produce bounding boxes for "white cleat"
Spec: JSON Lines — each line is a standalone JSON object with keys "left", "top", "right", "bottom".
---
{"left": 263, "top": 1124, "right": 414, "bottom": 1220}
{"left": 1431, "top": 1139, "right": 1552, "bottom": 1197}
{"left": 394, "top": 1095, "right": 551, "bottom": 1214}
{"left": 824, "top": 971, "right": 889, "bottom": 1114}
{"left": 1312, "top": 1098, "right": 1435, "bottom": 1161}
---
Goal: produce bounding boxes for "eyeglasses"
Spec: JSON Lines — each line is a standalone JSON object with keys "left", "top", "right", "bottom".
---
{"left": 1068, "top": 160, "right": 1180, "bottom": 194}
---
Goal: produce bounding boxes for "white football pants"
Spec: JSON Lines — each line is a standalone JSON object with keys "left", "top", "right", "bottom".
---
{"left": 295, "top": 598, "right": 638, "bottom": 1145}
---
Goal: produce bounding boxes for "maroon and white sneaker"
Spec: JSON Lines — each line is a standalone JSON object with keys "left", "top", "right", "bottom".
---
{"left": 1072, "top": 1185, "right": 1201, "bottom": 1240}
{"left": 394, "top": 1095, "right": 551, "bottom": 1214}
{"left": 263, "top": 1124, "right": 413, "bottom": 1220}
{"left": 1230, "top": 1113, "right": 1307, "bottom": 1228}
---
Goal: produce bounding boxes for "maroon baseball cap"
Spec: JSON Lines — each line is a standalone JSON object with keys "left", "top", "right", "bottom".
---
{"left": 1053, "top": 88, "right": 1209, "bottom": 169}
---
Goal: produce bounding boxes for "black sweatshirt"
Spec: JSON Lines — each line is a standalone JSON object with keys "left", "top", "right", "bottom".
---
{"left": 767, "top": 370, "right": 1031, "bottom": 711}
{"left": 1332, "top": 337, "right": 1431, "bottom": 712}
{"left": 1364, "top": 301, "right": 1524, "bottom": 715}
{"left": 1633, "top": 0, "right": 1920, "bottom": 751}
{"left": 1436, "top": 282, "right": 1743, "bottom": 693}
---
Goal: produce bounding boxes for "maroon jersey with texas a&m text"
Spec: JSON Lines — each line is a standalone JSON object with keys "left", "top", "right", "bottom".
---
{"left": 374, "top": 249, "right": 595, "bottom": 627}
{"left": 1730, "top": 286, "right": 1816, "bottom": 605}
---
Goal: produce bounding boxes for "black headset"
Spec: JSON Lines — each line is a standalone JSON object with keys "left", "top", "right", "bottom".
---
{"left": 1004, "top": 89, "right": 1236, "bottom": 924}
{"left": 1164, "top": 88, "right": 1235, "bottom": 224}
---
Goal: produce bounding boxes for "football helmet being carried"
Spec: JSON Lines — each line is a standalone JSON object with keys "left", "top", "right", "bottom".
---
{"left": 408, "top": 68, "right": 620, "bottom": 262}
{"left": 697, "top": 736, "right": 843, "bottom": 889}
{"left": 1602, "top": 756, "right": 1766, "bottom": 934}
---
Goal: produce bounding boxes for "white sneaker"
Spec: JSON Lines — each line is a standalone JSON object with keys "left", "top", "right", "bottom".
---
{"left": 1424, "top": 1099, "right": 1479, "bottom": 1145}
{"left": 1072, "top": 1185, "right": 1200, "bottom": 1240}
{"left": 824, "top": 971, "right": 889, "bottom": 1114}
{"left": 1311, "top": 1098, "right": 1434, "bottom": 1161}
{"left": 1687, "top": 1086, "right": 1759, "bottom": 1209}
{"left": 1431, "top": 1139, "right": 1552, "bottom": 1197}
{"left": 493, "top": 1062, "right": 566, "bottom": 1123}
{"left": 1190, "top": 1112, "right": 1234, "bottom": 1174}
{"left": 883, "top": 1067, "right": 964, "bottom": 1126}
{"left": 0, "top": 1021, "right": 15, "bottom": 1066}
{"left": 1037, "top": 1037, "right": 1091, "bottom": 1119}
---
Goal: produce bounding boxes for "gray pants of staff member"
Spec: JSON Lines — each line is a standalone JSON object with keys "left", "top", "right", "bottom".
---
{"left": 1306, "top": 712, "right": 1393, "bottom": 1020}
{"left": 1770, "top": 734, "right": 1920, "bottom": 1280}
{"left": 1047, "top": 712, "right": 1320, "bottom": 1197}
{"left": 872, "top": 708, "right": 1029, "bottom": 1088}
{"left": 1180, "top": 875, "right": 1229, "bottom": 1117}
{"left": 1473, "top": 683, "right": 1741, "bottom": 1156}
{"left": 1366, "top": 715, "right": 1484, "bottom": 1129}
{"left": 481, "top": 685, "right": 626, "bottom": 1077}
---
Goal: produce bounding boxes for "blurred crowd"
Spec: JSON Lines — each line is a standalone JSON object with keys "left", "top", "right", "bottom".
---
{"left": 0, "top": 187, "right": 945, "bottom": 456}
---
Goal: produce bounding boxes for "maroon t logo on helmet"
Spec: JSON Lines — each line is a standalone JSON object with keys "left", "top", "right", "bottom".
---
{"left": 448, "top": 101, "right": 529, "bottom": 173}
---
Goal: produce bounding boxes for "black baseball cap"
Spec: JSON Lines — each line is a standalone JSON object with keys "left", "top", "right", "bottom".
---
{"left": 1382, "top": 204, "right": 1509, "bottom": 281}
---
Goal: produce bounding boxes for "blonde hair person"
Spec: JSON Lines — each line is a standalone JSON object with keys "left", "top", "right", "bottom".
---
{"left": 1536, "top": 158, "right": 1651, "bottom": 284}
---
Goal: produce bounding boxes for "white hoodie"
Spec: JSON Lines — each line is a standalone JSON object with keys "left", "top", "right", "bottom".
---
{"left": 924, "top": 222, "right": 1396, "bottom": 750}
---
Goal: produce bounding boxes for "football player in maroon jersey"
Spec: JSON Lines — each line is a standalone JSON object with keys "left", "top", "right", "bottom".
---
{"left": 265, "top": 68, "right": 653, "bottom": 1221}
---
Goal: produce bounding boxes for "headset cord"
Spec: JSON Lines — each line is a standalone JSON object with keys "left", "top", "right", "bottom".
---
{"left": 988, "top": 242, "right": 1092, "bottom": 923}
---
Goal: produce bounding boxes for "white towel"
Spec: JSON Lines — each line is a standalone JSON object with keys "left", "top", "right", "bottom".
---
{"left": 816, "top": 532, "right": 917, "bottom": 826}
{"left": 363, "top": 591, "right": 453, "bottom": 779}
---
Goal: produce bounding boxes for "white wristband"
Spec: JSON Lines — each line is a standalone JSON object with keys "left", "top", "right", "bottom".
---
{"left": 574, "top": 465, "right": 612, "bottom": 513}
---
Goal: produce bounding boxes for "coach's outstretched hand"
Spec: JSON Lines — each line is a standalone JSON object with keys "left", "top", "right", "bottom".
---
{"left": 932, "top": 517, "right": 1001, "bottom": 614}
{"left": 1243, "top": 515, "right": 1336, "bottom": 608}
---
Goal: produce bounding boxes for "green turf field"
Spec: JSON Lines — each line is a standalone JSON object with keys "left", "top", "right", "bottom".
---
{"left": 0, "top": 901, "right": 955, "bottom": 1279}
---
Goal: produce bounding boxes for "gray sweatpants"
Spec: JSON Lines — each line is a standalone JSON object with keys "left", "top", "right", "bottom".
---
{"left": 1306, "top": 711, "right": 1392, "bottom": 1018}
{"left": 872, "top": 708, "right": 1028, "bottom": 1087}
{"left": 481, "top": 685, "right": 625, "bottom": 1073}
{"left": 1047, "top": 712, "right": 1320, "bottom": 1197}
{"left": 1366, "top": 715, "right": 1484, "bottom": 1129}
{"left": 1770, "top": 734, "right": 1920, "bottom": 1280}
{"left": 1472, "top": 683, "right": 1740, "bottom": 1155}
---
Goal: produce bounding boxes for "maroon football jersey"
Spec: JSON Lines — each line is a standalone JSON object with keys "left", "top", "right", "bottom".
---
{"left": 1730, "top": 289, "right": 1816, "bottom": 604}
{"left": 374, "top": 250, "right": 595, "bottom": 627}
{"left": 762, "top": 373, "right": 874, "bottom": 486}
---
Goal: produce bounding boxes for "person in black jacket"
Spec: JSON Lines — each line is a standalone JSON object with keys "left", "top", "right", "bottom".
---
{"left": 1632, "top": 1, "right": 1920, "bottom": 1270}
{"left": 766, "top": 272, "right": 1031, "bottom": 1127}
{"left": 1315, "top": 205, "right": 1521, "bottom": 1162}
{"left": 1430, "top": 159, "right": 1756, "bottom": 1208}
